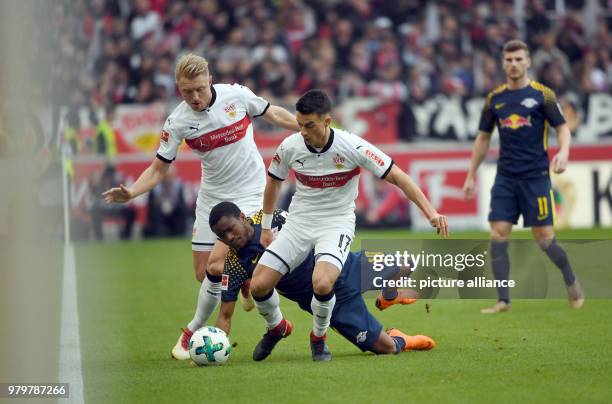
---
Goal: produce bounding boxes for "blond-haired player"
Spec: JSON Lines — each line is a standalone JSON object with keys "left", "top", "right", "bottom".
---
{"left": 102, "top": 54, "right": 299, "bottom": 359}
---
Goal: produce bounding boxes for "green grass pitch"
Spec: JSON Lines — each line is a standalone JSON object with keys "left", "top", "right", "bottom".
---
{"left": 75, "top": 228, "right": 612, "bottom": 403}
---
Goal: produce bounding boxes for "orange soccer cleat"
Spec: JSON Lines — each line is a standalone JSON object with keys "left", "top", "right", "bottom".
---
{"left": 387, "top": 328, "right": 436, "bottom": 351}
{"left": 375, "top": 290, "right": 418, "bottom": 311}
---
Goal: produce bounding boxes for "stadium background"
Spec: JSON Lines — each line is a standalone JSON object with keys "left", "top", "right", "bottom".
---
{"left": 52, "top": 0, "right": 612, "bottom": 240}
{"left": 1, "top": 0, "right": 611, "bottom": 403}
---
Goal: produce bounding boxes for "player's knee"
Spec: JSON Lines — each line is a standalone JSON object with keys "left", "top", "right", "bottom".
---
{"left": 249, "top": 277, "right": 271, "bottom": 298}
{"left": 490, "top": 229, "right": 509, "bottom": 241}
{"left": 312, "top": 277, "right": 334, "bottom": 295}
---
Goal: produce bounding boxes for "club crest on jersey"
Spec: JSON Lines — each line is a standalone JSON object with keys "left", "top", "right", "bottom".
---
{"left": 520, "top": 98, "right": 538, "bottom": 108}
{"left": 224, "top": 103, "right": 237, "bottom": 118}
{"left": 365, "top": 149, "right": 385, "bottom": 167}
{"left": 333, "top": 154, "right": 345, "bottom": 169}
{"left": 160, "top": 130, "right": 170, "bottom": 143}
{"left": 356, "top": 331, "right": 368, "bottom": 343}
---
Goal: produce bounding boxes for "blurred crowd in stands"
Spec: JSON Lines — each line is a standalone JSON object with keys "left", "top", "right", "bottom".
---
{"left": 53, "top": 0, "right": 611, "bottom": 112}
{"left": 51, "top": 0, "right": 611, "bottom": 239}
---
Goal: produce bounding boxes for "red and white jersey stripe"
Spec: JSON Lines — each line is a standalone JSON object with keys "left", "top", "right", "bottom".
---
{"left": 268, "top": 128, "right": 394, "bottom": 219}
{"left": 156, "top": 83, "right": 269, "bottom": 199}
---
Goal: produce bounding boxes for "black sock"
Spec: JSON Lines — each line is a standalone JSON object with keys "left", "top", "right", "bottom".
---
{"left": 543, "top": 238, "right": 576, "bottom": 286}
{"left": 491, "top": 240, "right": 510, "bottom": 303}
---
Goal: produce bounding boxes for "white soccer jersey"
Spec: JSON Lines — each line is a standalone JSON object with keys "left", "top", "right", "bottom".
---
{"left": 156, "top": 83, "right": 269, "bottom": 200}
{"left": 268, "top": 128, "right": 394, "bottom": 219}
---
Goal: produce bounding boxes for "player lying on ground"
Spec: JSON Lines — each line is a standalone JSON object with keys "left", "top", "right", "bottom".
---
{"left": 205, "top": 201, "right": 434, "bottom": 360}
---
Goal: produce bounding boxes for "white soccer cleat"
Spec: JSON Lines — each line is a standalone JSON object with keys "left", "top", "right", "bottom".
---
{"left": 567, "top": 279, "right": 585, "bottom": 309}
{"left": 171, "top": 328, "right": 193, "bottom": 360}
{"left": 480, "top": 300, "right": 512, "bottom": 314}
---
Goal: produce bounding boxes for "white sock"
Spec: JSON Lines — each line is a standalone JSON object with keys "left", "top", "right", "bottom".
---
{"left": 311, "top": 293, "right": 336, "bottom": 337}
{"left": 187, "top": 275, "right": 221, "bottom": 331}
{"left": 254, "top": 289, "right": 283, "bottom": 330}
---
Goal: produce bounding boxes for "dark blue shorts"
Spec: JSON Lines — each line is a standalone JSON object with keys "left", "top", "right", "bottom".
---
{"left": 330, "top": 294, "right": 383, "bottom": 353}
{"left": 489, "top": 174, "right": 555, "bottom": 227}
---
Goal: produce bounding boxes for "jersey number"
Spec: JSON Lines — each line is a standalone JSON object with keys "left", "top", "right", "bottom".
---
{"left": 537, "top": 196, "right": 549, "bottom": 220}
{"left": 338, "top": 234, "right": 352, "bottom": 253}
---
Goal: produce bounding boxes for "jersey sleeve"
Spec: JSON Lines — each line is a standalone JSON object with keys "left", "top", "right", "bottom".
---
{"left": 478, "top": 93, "right": 496, "bottom": 133}
{"left": 221, "top": 250, "right": 249, "bottom": 302}
{"left": 234, "top": 84, "right": 270, "bottom": 118}
{"left": 541, "top": 88, "right": 566, "bottom": 127}
{"left": 353, "top": 139, "right": 394, "bottom": 179}
{"left": 267, "top": 141, "right": 290, "bottom": 180}
{"left": 156, "top": 117, "right": 182, "bottom": 163}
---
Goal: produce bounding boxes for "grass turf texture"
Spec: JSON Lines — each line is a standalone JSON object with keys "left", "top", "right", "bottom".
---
{"left": 75, "top": 228, "right": 612, "bottom": 403}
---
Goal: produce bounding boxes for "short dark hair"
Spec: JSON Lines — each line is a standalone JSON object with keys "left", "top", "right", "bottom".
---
{"left": 296, "top": 89, "right": 332, "bottom": 116}
{"left": 503, "top": 39, "right": 530, "bottom": 55}
{"left": 209, "top": 201, "right": 241, "bottom": 228}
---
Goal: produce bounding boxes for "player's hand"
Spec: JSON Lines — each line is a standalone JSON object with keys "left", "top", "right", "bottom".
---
{"left": 260, "top": 228, "right": 274, "bottom": 247}
{"left": 551, "top": 150, "right": 569, "bottom": 174}
{"left": 429, "top": 213, "right": 449, "bottom": 238}
{"left": 462, "top": 175, "right": 476, "bottom": 200}
{"left": 102, "top": 184, "right": 132, "bottom": 203}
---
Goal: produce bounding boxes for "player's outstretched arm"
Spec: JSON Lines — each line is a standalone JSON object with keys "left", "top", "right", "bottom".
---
{"left": 551, "top": 124, "right": 571, "bottom": 174}
{"left": 262, "top": 105, "right": 300, "bottom": 132}
{"left": 384, "top": 165, "right": 449, "bottom": 237}
{"left": 463, "top": 131, "right": 492, "bottom": 200}
{"left": 215, "top": 300, "right": 236, "bottom": 335}
{"left": 102, "top": 158, "right": 170, "bottom": 203}
{"left": 260, "top": 176, "right": 283, "bottom": 247}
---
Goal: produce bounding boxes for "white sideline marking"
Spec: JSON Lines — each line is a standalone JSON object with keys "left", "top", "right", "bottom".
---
{"left": 59, "top": 244, "right": 85, "bottom": 403}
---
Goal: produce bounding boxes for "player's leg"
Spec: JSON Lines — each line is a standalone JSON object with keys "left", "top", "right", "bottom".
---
{"left": 250, "top": 264, "right": 292, "bottom": 361}
{"left": 531, "top": 225, "right": 583, "bottom": 308}
{"left": 482, "top": 175, "right": 518, "bottom": 314}
{"left": 186, "top": 241, "right": 229, "bottom": 331}
{"left": 481, "top": 220, "right": 513, "bottom": 313}
{"left": 383, "top": 329, "right": 436, "bottom": 353}
{"left": 329, "top": 293, "right": 435, "bottom": 355}
{"left": 309, "top": 225, "right": 354, "bottom": 361}
{"left": 214, "top": 300, "right": 236, "bottom": 335}
{"left": 172, "top": 204, "right": 227, "bottom": 360}
{"left": 250, "top": 219, "right": 310, "bottom": 361}
{"left": 308, "top": 261, "right": 339, "bottom": 361}
{"left": 250, "top": 264, "right": 284, "bottom": 328}
{"left": 521, "top": 177, "right": 584, "bottom": 308}
{"left": 172, "top": 243, "right": 228, "bottom": 360}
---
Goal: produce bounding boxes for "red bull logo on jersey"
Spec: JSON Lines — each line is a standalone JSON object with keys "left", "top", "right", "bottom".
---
{"left": 499, "top": 114, "right": 532, "bottom": 130}
{"left": 160, "top": 130, "right": 169, "bottom": 143}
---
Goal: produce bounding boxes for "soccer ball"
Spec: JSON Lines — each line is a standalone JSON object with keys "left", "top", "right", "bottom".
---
{"left": 189, "top": 326, "right": 232, "bottom": 366}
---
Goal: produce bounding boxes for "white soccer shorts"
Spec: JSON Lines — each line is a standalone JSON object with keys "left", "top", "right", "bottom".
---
{"left": 258, "top": 215, "right": 355, "bottom": 274}
{"left": 192, "top": 193, "right": 263, "bottom": 252}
